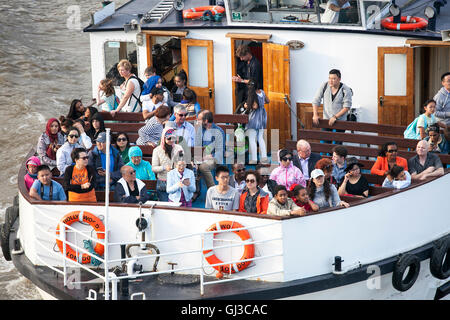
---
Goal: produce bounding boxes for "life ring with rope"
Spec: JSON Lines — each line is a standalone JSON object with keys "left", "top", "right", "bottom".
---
{"left": 183, "top": 6, "right": 225, "bottom": 19}
{"left": 203, "top": 220, "right": 254, "bottom": 278}
{"left": 55, "top": 210, "right": 105, "bottom": 264}
{"left": 381, "top": 16, "right": 428, "bottom": 31}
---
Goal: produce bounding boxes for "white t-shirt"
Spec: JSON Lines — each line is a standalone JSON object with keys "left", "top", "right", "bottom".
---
{"left": 322, "top": 0, "right": 350, "bottom": 24}
{"left": 122, "top": 77, "right": 141, "bottom": 112}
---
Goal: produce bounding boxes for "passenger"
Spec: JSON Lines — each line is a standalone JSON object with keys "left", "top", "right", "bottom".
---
{"left": 172, "top": 104, "right": 195, "bottom": 147}
{"left": 408, "top": 140, "right": 444, "bottom": 181}
{"left": 293, "top": 139, "right": 321, "bottom": 180}
{"left": 114, "top": 132, "right": 131, "bottom": 164}
{"left": 315, "top": 158, "right": 336, "bottom": 185}
{"left": 171, "top": 87, "right": 201, "bottom": 119}
{"left": 72, "top": 119, "right": 93, "bottom": 150}
{"left": 291, "top": 184, "right": 319, "bottom": 213}
{"left": 404, "top": 99, "right": 437, "bottom": 139}
{"left": 152, "top": 128, "right": 184, "bottom": 202}
{"left": 96, "top": 79, "right": 119, "bottom": 112}
{"left": 153, "top": 76, "right": 170, "bottom": 105}
{"left": 245, "top": 80, "right": 269, "bottom": 164}
{"left": 56, "top": 127, "right": 84, "bottom": 175}
{"left": 232, "top": 44, "right": 263, "bottom": 105}
{"left": 337, "top": 157, "right": 369, "bottom": 198}
{"left": 308, "top": 169, "right": 349, "bottom": 209}
{"left": 238, "top": 170, "right": 269, "bottom": 214}
{"left": 29, "top": 165, "right": 66, "bottom": 201}
{"left": 166, "top": 160, "right": 196, "bottom": 207}
{"left": 87, "top": 132, "right": 124, "bottom": 190}
{"left": 312, "top": 69, "right": 352, "bottom": 136}
{"left": 269, "top": 149, "right": 306, "bottom": 190}
{"left": 64, "top": 148, "right": 97, "bottom": 202}
{"left": 36, "top": 118, "right": 65, "bottom": 168}
{"left": 425, "top": 124, "right": 450, "bottom": 154}
{"left": 205, "top": 165, "right": 240, "bottom": 211}
{"left": 255, "top": 164, "right": 276, "bottom": 199}
{"left": 24, "top": 156, "right": 41, "bottom": 191}
{"left": 59, "top": 116, "right": 74, "bottom": 140}
{"left": 114, "top": 165, "right": 150, "bottom": 204}
{"left": 141, "top": 66, "right": 158, "bottom": 96}
{"left": 267, "top": 185, "right": 305, "bottom": 216}
{"left": 136, "top": 105, "right": 171, "bottom": 147}
{"left": 67, "top": 99, "right": 85, "bottom": 121}
{"left": 371, "top": 142, "right": 408, "bottom": 176}
{"left": 168, "top": 69, "right": 188, "bottom": 108}
{"left": 433, "top": 72, "right": 450, "bottom": 126}
{"left": 111, "top": 59, "right": 142, "bottom": 115}
{"left": 142, "top": 87, "right": 165, "bottom": 121}
{"left": 331, "top": 145, "right": 348, "bottom": 186}
{"left": 83, "top": 106, "right": 98, "bottom": 130}
{"left": 382, "top": 165, "right": 411, "bottom": 190}
{"left": 229, "top": 163, "right": 246, "bottom": 193}
{"left": 86, "top": 112, "right": 106, "bottom": 142}
{"left": 322, "top": 0, "right": 351, "bottom": 24}
{"left": 126, "top": 146, "right": 156, "bottom": 180}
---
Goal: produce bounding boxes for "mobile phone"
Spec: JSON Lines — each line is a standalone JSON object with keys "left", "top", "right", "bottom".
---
{"left": 97, "top": 167, "right": 105, "bottom": 171}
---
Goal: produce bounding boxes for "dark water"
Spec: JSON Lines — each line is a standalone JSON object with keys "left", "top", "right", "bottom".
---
{"left": 0, "top": 0, "right": 127, "bottom": 299}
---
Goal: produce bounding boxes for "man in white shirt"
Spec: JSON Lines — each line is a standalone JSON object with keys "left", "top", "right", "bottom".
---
{"left": 173, "top": 104, "right": 195, "bottom": 147}
{"left": 142, "top": 87, "right": 165, "bottom": 121}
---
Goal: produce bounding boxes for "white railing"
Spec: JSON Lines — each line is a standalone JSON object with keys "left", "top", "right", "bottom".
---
{"left": 31, "top": 204, "right": 284, "bottom": 300}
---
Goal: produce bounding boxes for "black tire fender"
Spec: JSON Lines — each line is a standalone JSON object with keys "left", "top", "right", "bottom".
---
{"left": 430, "top": 236, "right": 450, "bottom": 280}
{"left": 1, "top": 206, "right": 19, "bottom": 261}
{"left": 392, "top": 253, "right": 421, "bottom": 292}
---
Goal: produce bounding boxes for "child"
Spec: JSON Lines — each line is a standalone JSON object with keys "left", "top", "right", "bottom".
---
{"left": 96, "top": 79, "right": 119, "bottom": 112}
{"left": 141, "top": 66, "right": 158, "bottom": 96}
{"left": 245, "top": 80, "right": 269, "bottom": 164}
{"left": 24, "top": 156, "right": 41, "bottom": 191}
{"left": 29, "top": 165, "right": 67, "bottom": 201}
{"left": 404, "top": 99, "right": 437, "bottom": 139}
{"left": 292, "top": 185, "right": 319, "bottom": 213}
{"left": 267, "top": 185, "right": 305, "bottom": 217}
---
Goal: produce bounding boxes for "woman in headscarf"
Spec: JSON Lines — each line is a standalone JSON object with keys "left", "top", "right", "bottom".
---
{"left": 126, "top": 146, "right": 156, "bottom": 180}
{"left": 36, "top": 118, "right": 65, "bottom": 168}
{"left": 24, "top": 156, "right": 41, "bottom": 191}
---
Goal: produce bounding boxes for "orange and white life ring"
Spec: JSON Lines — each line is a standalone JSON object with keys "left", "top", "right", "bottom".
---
{"left": 183, "top": 6, "right": 225, "bottom": 19}
{"left": 203, "top": 221, "right": 254, "bottom": 276}
{"left": 381, "top": 16, "right": 428, "bottom": 31}
{"left": 55, "top": 211, "right": 105, "bottom": 264}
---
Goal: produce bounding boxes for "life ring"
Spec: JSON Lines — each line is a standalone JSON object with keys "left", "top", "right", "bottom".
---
{"left": 392, "top": 254, "right": 421, "bottom": 292}
{"left": 381, "top": 16, "right": 428, "bottom": 31}
{"left": 55, "top": 211, "right": 105, "bottom": 264}
{"left": 429, "top": 236, "right": 450, "bottom": 280}
{"left": 183, "top": 6, "right": 225, "bottom": 19}
{"left": 203, "top": 221, "right": 254, "bottom": 276}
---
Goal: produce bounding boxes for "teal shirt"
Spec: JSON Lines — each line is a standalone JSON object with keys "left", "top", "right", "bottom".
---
{"left": 126, "top": 160, "right": 156, "bottom": 180}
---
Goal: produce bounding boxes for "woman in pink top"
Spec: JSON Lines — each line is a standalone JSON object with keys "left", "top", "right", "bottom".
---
{"left": 269, "top": 149, "right": 306, "bottom": 190}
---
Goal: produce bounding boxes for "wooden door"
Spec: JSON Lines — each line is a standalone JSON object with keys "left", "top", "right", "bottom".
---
{"left": 378, "top": 47, "right": 414, "bottom": 127}
{"left": 181, "top": 39, "right": 215, "bottom": 113}
{"left": 263, "top": 43, "right": 291, "bottom": 150}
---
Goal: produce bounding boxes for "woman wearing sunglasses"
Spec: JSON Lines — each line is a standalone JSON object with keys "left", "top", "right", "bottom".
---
{"left": 56, "top": 127, "right": 85, "bottom": 176}
{"left": 238, "top": 170, "right": 270, "bottom": 214}
{"left": 63, "top": 148, "right": 96, "bottom": 202}
{"left": 269, "top": 149, "right": 306, "bottom": 190}
{"left": 114, "top": 132, "right": 131, "bottom": 164}
{"left": 371, "top": 142, "right": 408, "bottom": 176}
{"left": 152, "top": 127, "right": 184, "bottom": 201}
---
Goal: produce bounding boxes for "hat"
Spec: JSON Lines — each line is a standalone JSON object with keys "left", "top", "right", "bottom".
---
{"left": 344, "top": 157, "right": 364, "bottom": 172}
{"left": 164, "top": 128, "right": 176, "bottom": 138}
{"left": 128, "top": 146, "right": 143, "bottom": 158}
{"left": 310, "top": 169, "right": 325, "bottom": 179}
{"left": 96, "top": 131, "right": 107, "bottom": 143}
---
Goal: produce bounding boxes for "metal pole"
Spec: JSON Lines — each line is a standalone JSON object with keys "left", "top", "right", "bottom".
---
{"left": 104, "top": 128, "right": 111, "bottom": 300}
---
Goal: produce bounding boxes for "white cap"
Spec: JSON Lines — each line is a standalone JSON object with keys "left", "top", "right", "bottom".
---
{"left": 310, "top": 169, "right": 325, "bottom": 179}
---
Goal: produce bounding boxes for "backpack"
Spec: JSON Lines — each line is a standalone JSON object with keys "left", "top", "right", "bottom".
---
{"left": 126, "top": 75, "right": 145, "bottom": 112}
{"left": 403, "top": 114, "right": 426, "bottom": 139}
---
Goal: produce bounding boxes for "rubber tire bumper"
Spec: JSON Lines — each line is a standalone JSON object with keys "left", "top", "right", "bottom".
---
{"left": 430, "top": 236, "right": 450, "bottom": 280}
{"left": 392, "top": 254, "right": 421, "bottom": 292}
{"left": 1, "top": 206, "right": 19, "bottom": 261}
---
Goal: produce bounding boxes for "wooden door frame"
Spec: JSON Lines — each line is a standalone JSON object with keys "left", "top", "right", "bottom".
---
{"left": 144, "top": 30, "right": 188, "bottom": 68}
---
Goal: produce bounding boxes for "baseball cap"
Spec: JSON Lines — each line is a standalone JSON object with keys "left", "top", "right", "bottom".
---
{"left": 310, "top": 169, "right": 325, "bottom": 179}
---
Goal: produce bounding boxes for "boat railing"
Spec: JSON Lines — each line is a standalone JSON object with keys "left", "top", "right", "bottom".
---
{"left": 31, "top": 204, "right": 283, "bottom": 299}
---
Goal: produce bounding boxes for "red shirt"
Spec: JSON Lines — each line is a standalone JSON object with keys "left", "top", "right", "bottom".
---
{"left": 292, "top": 198, "right": 314, "bottom": 212}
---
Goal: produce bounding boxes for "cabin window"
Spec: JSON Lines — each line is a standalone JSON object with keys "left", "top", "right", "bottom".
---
{"left": 104, "top": 41, "right": 138, "bottom": 86}
{"left": 227, "top": 0, "right": 362, "bottom": 25}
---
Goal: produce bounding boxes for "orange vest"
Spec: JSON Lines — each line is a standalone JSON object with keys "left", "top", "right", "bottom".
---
{"left": 238, "top": 190, "right": 269, "bottom": 214}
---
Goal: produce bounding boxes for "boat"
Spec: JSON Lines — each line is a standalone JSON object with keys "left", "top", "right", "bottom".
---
{"left": 1, "top": 0, "right": 449, "bottom": 301}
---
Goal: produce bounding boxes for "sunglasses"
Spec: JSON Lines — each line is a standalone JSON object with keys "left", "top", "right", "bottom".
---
{"left": 245, "top": 179, "right": 256, "bottom": 183}
{"left": 117, "top": 137, "right": 127, "bottom": 142}
{"left": 128, "top": 170, "right": 136, "bottom": 174}
{"left": 236, "top": 168, "right": 245, "bottom": 172}
{"left": 177, "top": 113, "right": 187, "bottom": 117}
{"left": 281, "top": 156, "right": 292, "bottom": 161}
{"left": 68, "top": 134, "right": 79, "bottom": 139}
{"left": 166, "top": 136, "right": 177, "bottom": 141}
{"left": 79, "top": 156, "right": 89, "bottom": 160}
{"left": 386, "top": 149, "right": 398, "bottom": 153}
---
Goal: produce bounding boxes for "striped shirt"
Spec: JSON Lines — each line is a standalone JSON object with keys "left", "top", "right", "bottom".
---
{"left": 136, "top": 116, "right": 163, "bottom": 145}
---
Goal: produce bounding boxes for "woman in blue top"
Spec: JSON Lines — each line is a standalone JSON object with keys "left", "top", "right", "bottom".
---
{"left": 245, "top": 80, "right": 269, "bottom": 164}
{"left": 126, "top": 146, "right": 156, "bottom": 180}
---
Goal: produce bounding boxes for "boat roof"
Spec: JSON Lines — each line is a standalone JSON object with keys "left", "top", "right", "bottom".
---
{"left": 84, "top": 0, "right": 450, "bottom": 40}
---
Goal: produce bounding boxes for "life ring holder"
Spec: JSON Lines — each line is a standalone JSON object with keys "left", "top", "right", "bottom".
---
{"left": 203, "top": 221, "right": 255, "bottom": 277}
{"left": 429, "top": 236, "right": 450, "bottom": 280}
{"left": 381, "top": 16, "right": 428, "bottom": 31}
{"left": 55, "top": 210, "right": 105, "bottom": 264}
{"left": 183, "top": 6, "right": 225, "bottom": 19}
{"left": 392, "top": 253, "right": 421, "bottom": 291}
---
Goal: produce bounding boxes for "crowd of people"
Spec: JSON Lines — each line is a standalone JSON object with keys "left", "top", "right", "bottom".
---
{"left": 26, "top": 55, "right": 449, "bottom": 218}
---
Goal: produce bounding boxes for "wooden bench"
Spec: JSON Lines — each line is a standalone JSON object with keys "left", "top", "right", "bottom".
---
{"left": 53, "top": 178, "right": 157, "bottom": 190}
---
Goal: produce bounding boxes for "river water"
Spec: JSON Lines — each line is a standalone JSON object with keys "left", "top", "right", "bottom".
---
{"left": 0, "top": 0, "right": 128, "bottom": 299}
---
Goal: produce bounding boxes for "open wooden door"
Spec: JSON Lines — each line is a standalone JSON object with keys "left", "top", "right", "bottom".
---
{"left": 378, "top": 47, "right": 414, "bottom": 127}
{"left": 263, "top": 42, "right": 291, "bottom": 149}
{"left": 181, "top": 39, "right": 215, "bottom": 113}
